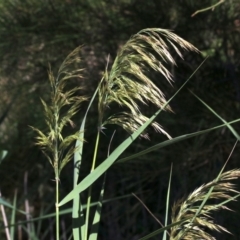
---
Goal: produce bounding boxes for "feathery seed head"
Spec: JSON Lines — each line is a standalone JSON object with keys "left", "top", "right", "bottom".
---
{"left": 32, "top": 46, "right": 88, "bottom": 175}
{"left": 170, "top": 169, "right": 240, "bottom": 239}
{"left": 98, "top": 28, "right": 198, "bottom": 138}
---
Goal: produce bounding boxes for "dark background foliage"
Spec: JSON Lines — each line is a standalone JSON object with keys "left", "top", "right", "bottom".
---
{"left": 0, "top": 0, "right": 240, "bottom": 239}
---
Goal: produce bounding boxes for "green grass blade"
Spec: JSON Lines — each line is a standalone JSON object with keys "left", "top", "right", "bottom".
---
{"left": 72, "top": 200, "right": 85, "bottom": 240}
{"left": 0, "top": 196, "right": 26, "bottom": 214}
{"left": 163, "top": 164, "right": 172, "bottom": 240}
{"left": 8, "top": 194, "right": 133, "bottom": 228}
{"left": 74, "top": 80, "right": 101, "bottom": 185}
{"left": 0, "top": 197, "right": 14, "bottom": 209}
{"left": 215, "top": 192, "right": 240, "bottom": 209}
{"left": 139, "top": 218, "right": 187, "bottom": 240}
{"left": 21, "top": 225, "right": 39, "bottom": 240}
{"left": 72, "top": 79, "right": 102, "bottom": 240}
{"left": 190, "top": 90, "right": 240, "bottom": 140}
{"left": 59, "top": 107, "right": 162, "bottom": 206}
{"left": 117, "top": 118, "right": 240, "bottom": 163}
{"left": 10, "top": 189, "right": 17, "bottom": 240}
{"left": 58, "top": 59, "right": 207, "bottom": 206}
{"left": 0, "top": 150, "right": 7, "bottom": 164}
{"left": 36, "top": 205, "right": 44, "bottom": 237}
{"left": 68, "top": 233, "right": 73, "bottom": 240}
{"left": 89, "top": 173, "right": 106, "bottom": 240}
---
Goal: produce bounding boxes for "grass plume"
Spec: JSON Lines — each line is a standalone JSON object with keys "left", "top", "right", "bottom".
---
{"left": 98, "top": 28, "right": 198, "bottom": 139}
{"left": 31, "top": 46, "right": 88, "bottom": 176}
{"left": 83, "top": 28, "right": 199, "bottom": 239}
{"left": 31, "top": 46, "right": 88, "bottom": 240}
{"left": 170, "top": 169, "right": 240, "bottom": 239}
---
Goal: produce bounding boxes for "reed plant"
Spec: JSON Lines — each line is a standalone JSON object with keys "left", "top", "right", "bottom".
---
{"left": 1, "top": 28, "right": 240, "bottom": 240}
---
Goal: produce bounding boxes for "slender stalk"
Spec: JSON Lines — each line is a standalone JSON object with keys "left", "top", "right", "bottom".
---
{"left": 84, "top": 129, "right": 101, "bottom": 240}
{"left": 32, "top": 47, "right": 88, "bottom": 240}
{"left": 54, "top": 101, "right": 60, "bottom": 240}
{"left": 191, "top": 0, "right": 224, "bottom": 17}
{"left": 0, "top": 191, "right": 11, "bottom": 240}
{"left": 55, "top": 173, "right": 60, "bottom": 240}
{"left": 55, "top": 165, "right": 60, "bottom": 240}
{"left": 24, "top": 172, "right": 31, "bottom": 240}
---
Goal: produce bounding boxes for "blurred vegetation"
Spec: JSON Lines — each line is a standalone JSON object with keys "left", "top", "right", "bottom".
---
{"left": 0, "top": 0, "right": 240, "bottom": 239}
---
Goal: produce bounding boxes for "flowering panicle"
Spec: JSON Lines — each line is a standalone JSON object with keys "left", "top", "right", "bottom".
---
{"left": 170, "top": 169, "right": 240, "bottom": 239}
{"left": 98, "top": 28, "right": 198, "bottom": 138}
{"left": 32, "top": 46, "right": 88, "bottom": 176}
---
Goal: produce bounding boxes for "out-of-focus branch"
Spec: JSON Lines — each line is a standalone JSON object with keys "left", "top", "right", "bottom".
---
{"left": 191, "top": 0, "right": 225, "bottom": 17}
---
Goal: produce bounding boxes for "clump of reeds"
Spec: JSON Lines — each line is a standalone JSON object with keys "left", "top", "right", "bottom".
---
{"left": 32, "top": 28, "right": 201, "bottom": 240}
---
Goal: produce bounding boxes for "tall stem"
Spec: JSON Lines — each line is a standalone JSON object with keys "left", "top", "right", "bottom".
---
{"left": 84, "top": 129, "right": 101, "bottom": 240}
{"left": 55, "top": 173, "right": 60, "bottom": 240}
{"left": 54, "top": 101, "right": 60, "bottom": 240}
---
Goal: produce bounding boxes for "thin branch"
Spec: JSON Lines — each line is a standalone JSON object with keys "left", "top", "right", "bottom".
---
{"left": 132, "top": 193, "right": 170, "bottom": 236}
{"left": 107, "top": 130, "right": 116, "bottom": 157}
{"left": 221, "top": 139, "right": 238, "bottom": 170}
{"left": 191, "top": 0, "right": 225, "bottom": 17}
